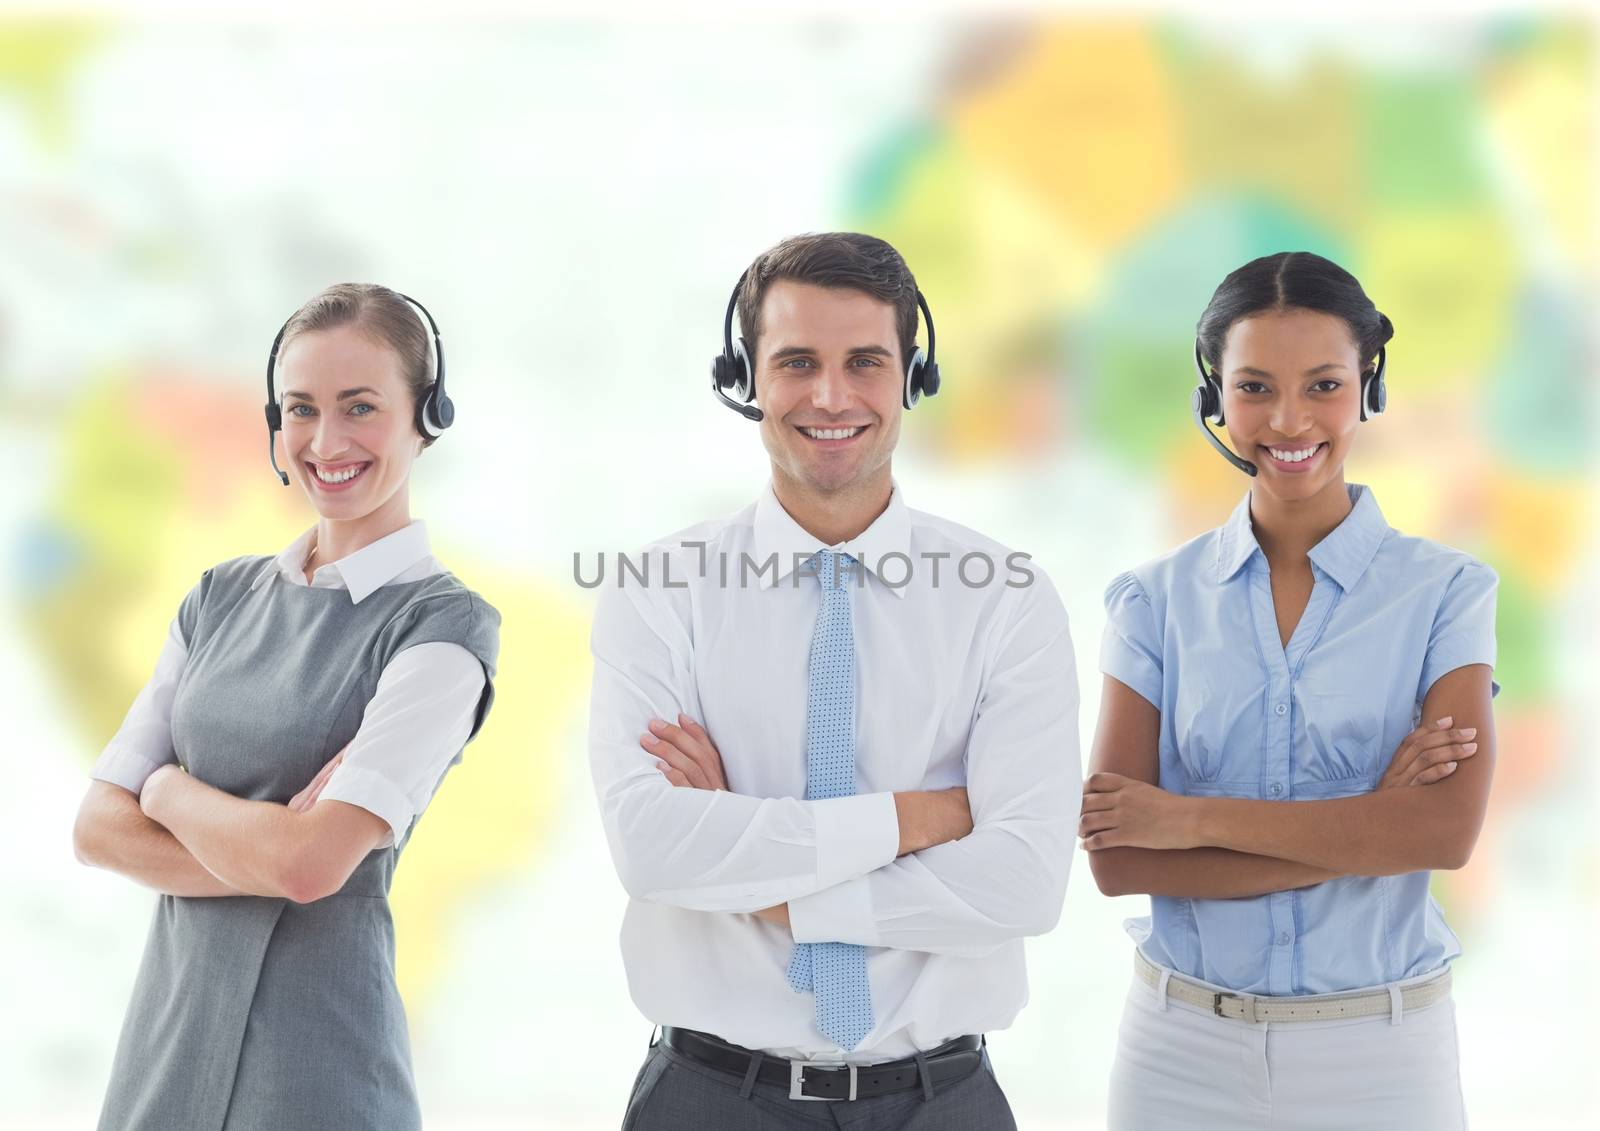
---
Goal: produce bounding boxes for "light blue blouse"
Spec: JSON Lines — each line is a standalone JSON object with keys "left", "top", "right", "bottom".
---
{"left": 1099, "top": 483, "right": 1499, "bottom": 995}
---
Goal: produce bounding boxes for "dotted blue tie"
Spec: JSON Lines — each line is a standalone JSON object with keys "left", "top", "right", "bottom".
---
{"left": 785, "top": 549, "right": 874, "bottom": 1051}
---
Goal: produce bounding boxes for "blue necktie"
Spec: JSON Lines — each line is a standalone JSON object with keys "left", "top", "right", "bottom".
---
{"left": 785, "top": 549, "right": 874, "bottom": 1051}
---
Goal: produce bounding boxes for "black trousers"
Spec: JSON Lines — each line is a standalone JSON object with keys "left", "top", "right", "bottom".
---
{"left": 621, "top": 1039, "right": 1018, "bottom": 1130}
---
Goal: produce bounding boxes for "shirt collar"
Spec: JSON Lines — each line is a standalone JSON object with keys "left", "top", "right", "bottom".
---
{"left": 251, "top": 520, "right": 435, "bottom": 604}
{"left": 752, "top": 479, "right": 914, "bottom": 598}
{"left": 1308, "top": 484, "right": 1390, "bottom": 592}
{"left": 1215, "top": 484, "right": 1390, "bottom": 592}
{"left": 1215, "top": 492, "right": 1262, "bottom": 583}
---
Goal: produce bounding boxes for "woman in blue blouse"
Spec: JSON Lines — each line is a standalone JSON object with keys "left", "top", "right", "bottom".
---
{"left": 1081, "top": 252, "right": 1497, "bottom": 1130}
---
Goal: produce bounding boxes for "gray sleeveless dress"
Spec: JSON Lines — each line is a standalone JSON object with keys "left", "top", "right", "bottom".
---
{"left": 96, "top": 554, "right": 499, "bottom": 1131}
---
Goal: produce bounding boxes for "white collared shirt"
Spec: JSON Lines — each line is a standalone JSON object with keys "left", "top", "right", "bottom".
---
{"left": 588, "top": 481, "right": 1081, "bottom": 1062}
{"left": 90, "top": 520, "right": 486, "bottom": 849}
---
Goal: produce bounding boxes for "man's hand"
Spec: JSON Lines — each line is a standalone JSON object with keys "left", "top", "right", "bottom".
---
{"left": 1377, "top": 716, "right": 1478, "bottom": 790}
{"left": 645, "top": 716, "right": 974, "bottom": 860}
{"left": 753, "top": 903, "right": 790, "bottom": 928}
{"left": 892, "top": 788, "right": 973, "bottom": 855}
{"left": 288, "top": 747, "right": 347, "bottom": 812}
{"left": 1079, "top": 772, "right": 1201, "bottom": 851}
{"left": 642, "top": 714, "right": 727, "bottom": 791}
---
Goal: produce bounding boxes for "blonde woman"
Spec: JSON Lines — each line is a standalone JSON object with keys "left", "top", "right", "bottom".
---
{"left": 73, "top": 284, "right": 499, "bottom": 1130}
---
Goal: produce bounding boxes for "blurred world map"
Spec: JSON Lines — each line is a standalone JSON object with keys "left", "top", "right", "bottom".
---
{"left": 0, "top": 11, "right": 1592, "bottom": 1129}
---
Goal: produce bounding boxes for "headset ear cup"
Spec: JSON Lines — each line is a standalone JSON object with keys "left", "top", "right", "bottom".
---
{"left": 1361, "top": 346, "right": 1387, "bottom": 421}
{"left": 421, "top": 385, "right": 455, "bottom": 437}
{"left": 416, "top": 383, "right": 443, "bottom": 439}
{"left": 1361, "top": 376, "right": 1386, "bottom": 421}
{"left": 903, "top": 347, "right": 927, "bottom": 409}
{"left": 732, "top": 337, "right": 754, "bottom": 402}
{"left": 1192, "top": 340, "right": 1225, "bottom": 426}
{"left": 921, "top": 360, "right": 940, "bottom": 399}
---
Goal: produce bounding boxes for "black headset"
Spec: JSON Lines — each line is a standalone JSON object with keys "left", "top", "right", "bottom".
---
{"left": 710, "top": 270, "right": 942, "bottom": 422}
{"left": 263, "top": 292, "right": 451, "bottom": 486}
{"left": 1191, "top": 336, "right": 1387, "bottom": 478}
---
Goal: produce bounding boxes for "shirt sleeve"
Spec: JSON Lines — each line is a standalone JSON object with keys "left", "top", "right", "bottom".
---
{"left": 589, "top": 573, "right": 900, "bottom": 914}
{"left": 318, "top": 641, "right": 487, "bottom": 849}
{"left": 89, "top": 615, "right": 187, "bottom": 796}
{"left": 1098, "top": 570, "right": 1162, "bottom": 709}
{"left": 787, "top": 572, "right": 1081, "bottom": 956}
{"left": 1419, "top": 559, "right": 1500, "bottom": 703}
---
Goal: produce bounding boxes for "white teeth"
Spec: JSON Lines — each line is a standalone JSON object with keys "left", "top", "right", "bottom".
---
{"left": 1268, "top": 444, "right": 1322, "bottom": 463}
{"left": 803, "top": 427, "right": 865, "bottom": 440}
{"left": 313, "top": 464, "right": 366, "bottom": 483}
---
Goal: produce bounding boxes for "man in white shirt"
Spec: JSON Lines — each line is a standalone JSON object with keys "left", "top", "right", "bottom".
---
{"left": 588, "top": 232, "right": 1080, "bottom": 1128}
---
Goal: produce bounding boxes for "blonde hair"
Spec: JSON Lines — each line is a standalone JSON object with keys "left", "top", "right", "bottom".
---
{"left": 278, "top": 283, "right": 438, "bottom": 446}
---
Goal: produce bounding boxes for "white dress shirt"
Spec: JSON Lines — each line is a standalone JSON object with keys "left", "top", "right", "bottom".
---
{"left": 90, "top": 520, "right": 487, "bottom": 849}
{"left": 588, "top": 481, "right": 1081, "bottom": 1063}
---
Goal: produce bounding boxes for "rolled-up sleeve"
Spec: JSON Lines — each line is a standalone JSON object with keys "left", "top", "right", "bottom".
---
{"left": 90, "top": 615, "right": 188, "bottom": 796}
{"left": 319, "top": 641, "right": 486, "bottom": 848}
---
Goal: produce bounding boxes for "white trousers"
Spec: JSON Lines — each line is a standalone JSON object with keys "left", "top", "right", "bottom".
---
{"left": 1107, "top": 962, "right": 1468, "bottom": 1130}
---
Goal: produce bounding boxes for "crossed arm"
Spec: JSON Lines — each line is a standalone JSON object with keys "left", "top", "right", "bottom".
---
{"left": 592, "top": 577, "right": 1082, "bottom": 955}
{"left": 590, "top": 653, "right": 982, "bottom": 916}
{"left": 73, "top": 751, "right": 387, "bottom": 904}
{"left": 73, "top": 780, "right": 248, "bottom": 898}
{"left": 74, "top": 633, "right": 485, "bottom": 904}
{"left": 632, "top": 695, "right": 1079, "bottom": 954}
{"left": 1080, "top": 663, "right": 1496, "bottom": 898}
{"left": 639, "top": 715, "right": 974, "bottom": 928}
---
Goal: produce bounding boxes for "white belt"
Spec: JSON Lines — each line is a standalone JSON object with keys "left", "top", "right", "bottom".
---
{"left": 1134, "top": 948, "right": 1451, "bottom": 1024}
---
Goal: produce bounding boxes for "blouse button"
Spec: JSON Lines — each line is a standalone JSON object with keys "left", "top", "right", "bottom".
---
{"left": 1270, "top": 783, "right": 1284, "bottom": 796}
{"left": 1276, "top": 931, "right": 1291, "bottom": 945}
{"left": 1274, "top": 703, "right": 1288, "bottom": 716}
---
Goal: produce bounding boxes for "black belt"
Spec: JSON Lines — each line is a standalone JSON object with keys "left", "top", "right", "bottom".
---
{"left": 658, "top": 1026, "right": 985, "bottom": 1102}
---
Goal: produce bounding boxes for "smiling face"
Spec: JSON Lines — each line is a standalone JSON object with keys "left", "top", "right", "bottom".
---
{"left": 275, "top": 324, "right": 422, "bottom": 525}
{"left": 1219, "top": 307, "right": 1367, "bottom": 503}
{"left": 753, "top": 280, "right": 905, "bottom": 500}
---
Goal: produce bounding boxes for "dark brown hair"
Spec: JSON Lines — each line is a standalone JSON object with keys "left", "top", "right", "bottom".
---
{"left": 1197, "top": 252, "right": 1393, "bottom": 377}
{"left": 736, "top": 233, "right": 920, "bottom": 366}
{"left": 278, "top": 283, "right": 438, "bottom": 447}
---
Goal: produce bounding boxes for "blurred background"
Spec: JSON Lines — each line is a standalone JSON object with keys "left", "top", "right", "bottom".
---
{"left": 1, "top": 4, "right": 1593, "bottom": 1128}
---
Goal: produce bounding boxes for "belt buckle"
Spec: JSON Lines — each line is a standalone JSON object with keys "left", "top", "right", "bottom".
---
{"left": 1212, "top": 991, "right": 1259, "bottom": 1024}
{"left": 789, "top": 1060, "right": 857, "bottom": 1101}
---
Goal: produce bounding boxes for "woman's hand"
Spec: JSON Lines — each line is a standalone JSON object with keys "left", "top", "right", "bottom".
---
{"left": 1377, "top": 716, "right": 1478, "bottom": 790}
{"left": 1079, "top": 772, "right": 1201, "bottom": 851}
{"left": 288, "top": 747, "right": 348, "bottom": 812}
{"left": 641, "top": 714, "right": 727, "bottom": 791}
{"left": 139, "top": 763, "right": 184, "bottom": 822}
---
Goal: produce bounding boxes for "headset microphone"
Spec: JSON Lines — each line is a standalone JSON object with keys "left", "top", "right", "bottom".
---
{"left": 1192, "top": 341, "right": 1258, "bottom": 478}
{"left": 719, "top": 393, "right": 764, "bottom": 422}
{"left": 264, "top": 320, "right": 292, "bottom": 485}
